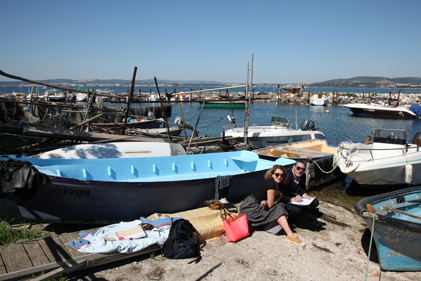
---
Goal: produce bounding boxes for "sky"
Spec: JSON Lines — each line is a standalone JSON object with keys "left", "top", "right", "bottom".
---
{"left": 1, "top": 0, "right": 421, "bottom": 84}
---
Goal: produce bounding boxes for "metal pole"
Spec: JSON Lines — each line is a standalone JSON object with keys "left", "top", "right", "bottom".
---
{"left": 187, "top": 100, "right": 205, "bottom": 152}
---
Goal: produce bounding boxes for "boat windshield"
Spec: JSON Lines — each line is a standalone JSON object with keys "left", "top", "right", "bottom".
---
{"left": 271, "top": 116, "right": 291, "bottom": 128}
{"left": 373, "top": 129, "right": 407, "bottom": 145}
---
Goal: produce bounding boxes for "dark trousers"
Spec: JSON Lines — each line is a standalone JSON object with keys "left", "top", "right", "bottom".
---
{"left": 285, "top": 198, "right": 319, "bottom": 223}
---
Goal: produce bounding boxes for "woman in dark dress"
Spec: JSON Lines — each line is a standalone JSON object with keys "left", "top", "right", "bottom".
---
{"left": 239, "top": 164, "right": 303, "bottom": 245}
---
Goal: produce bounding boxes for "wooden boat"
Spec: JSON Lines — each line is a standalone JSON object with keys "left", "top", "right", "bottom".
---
{"left": 310, "top": 93, "right": 328, "bottom": 106}
{"left": 337, "top": 129, "right": 421, "bottom": 186}
{"left": 254, "top": 139, "right": 340, "bottom": 161}
{"left": 354, "top": 186, "right": 421, "bottom": 271}
{"left": 344, "top": 99, "right": 418, "bottom": 119}
{"left": 200, "top": 100, "right": 246, "bottom": 109}
{"left": 223, "top": 116, "right": 325, "bottom": 148}
{"left": 27, "top": 142, "right": 186, "bottom": 159}
{"left": 1, "top": 151, "right": 295, "bottom": 223}
{"left": 134, "top": 127, "right": 183, "bottom": 136}
{"left": 253, "top": 139, "right": 347, "bottom": 185}
{"left": 91, "top": 118, "right": 162, "bottom": 130}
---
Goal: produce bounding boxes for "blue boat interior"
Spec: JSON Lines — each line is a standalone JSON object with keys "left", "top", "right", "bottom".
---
{"left": 1, "top": 151, "right": 296, "bottom": 182}
{"left": 371, "top": 192, "right": 421, "bottom": 224}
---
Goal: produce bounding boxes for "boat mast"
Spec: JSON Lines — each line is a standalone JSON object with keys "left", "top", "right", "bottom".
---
{"left": 243, "top": 61, "right": 250, "bottom": 147}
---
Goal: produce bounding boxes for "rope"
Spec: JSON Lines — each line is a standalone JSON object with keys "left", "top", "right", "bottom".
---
{"left": 312, "top": 157, "right": 340, "bottom": 174}
{"left": 365, "top": 210, "right": 378, "bottom": 281}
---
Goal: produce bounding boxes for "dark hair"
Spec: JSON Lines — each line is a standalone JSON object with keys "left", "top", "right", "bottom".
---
{"left": 264, "top": 165, "right": 287, "bottom": 182}
{"left": 294, "top": 160, "right": 306, "bottom": 167}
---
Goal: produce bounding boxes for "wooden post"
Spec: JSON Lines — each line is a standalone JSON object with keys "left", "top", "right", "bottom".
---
{"left": 154, "top": 77, "right": 172, "bottom": 142}
{"left": 307, "top": 90, "right": 310, "bottom": 105}
{"left": 187, "top": 100, "right": 205, "bottom": 152}
{"left": 176, "top": 83, "right": 188, "bottom": 139}
{"left": 122, "top": 67, "right": 137, "bottom": 135}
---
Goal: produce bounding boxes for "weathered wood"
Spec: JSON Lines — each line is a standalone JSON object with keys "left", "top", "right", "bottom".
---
{"left": 0, "top": 244, "right": 33, "bottom": 272}
{"left": 23, "top": 241, "right": 50, "bottom": 267}
{"left": 0, "top": 123, "right": 168, "bottom": 143}
{"left": 273, "top": 147, "right": 334, "bottom": 156}
{"left": 58, "top": 233, "right": 86, "bottom": 258}
{"left": 122, "top": 67, "right": 137, "bottom": 135}
{"left": 0, "top": 258, "right": 6, "bottom": 275}
{"left": 68, "top": 113, "right": 104, "bottom": 130}
{"left": 38, "top": 236, "right": 73, "bottom": 262}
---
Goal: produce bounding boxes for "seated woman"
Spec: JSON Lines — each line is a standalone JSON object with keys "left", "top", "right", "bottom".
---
{"left": 239, "top": 164, "right": 303, "bottom": 245}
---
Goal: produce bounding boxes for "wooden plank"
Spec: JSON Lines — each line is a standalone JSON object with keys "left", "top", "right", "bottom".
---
{"left": 0, "top": 256, "right": 6, "bottom": 275}
{"left": 0, "top": 244, "right": 33, "bottom": 273}
{"left": 0, "top": 244, "right": 161, "bottom": 281}
{"left": 38, "top": 236, "right": 73, "bottom": 262}
{"left": 58, "top": 233, "right": 86, "bottom": 258}
{"left": 23, "top": 241, "right": 50, "bottom": 267}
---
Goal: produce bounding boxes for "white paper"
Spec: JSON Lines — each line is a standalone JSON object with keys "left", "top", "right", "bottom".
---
{"left": 288, "top": 197, "right": 315, "bottom": 206}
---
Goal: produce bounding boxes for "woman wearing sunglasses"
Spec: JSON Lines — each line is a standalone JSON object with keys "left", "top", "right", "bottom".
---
{"left": 239, "top": 164, "right": 304, "bottom": 245}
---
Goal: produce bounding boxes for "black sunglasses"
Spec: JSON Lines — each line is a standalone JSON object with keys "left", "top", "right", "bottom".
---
{"left": 296, "top": 166, "right": 305, "bottom": 172}
{"left": 274, "top": 173, "right": 284, "bottom": 178}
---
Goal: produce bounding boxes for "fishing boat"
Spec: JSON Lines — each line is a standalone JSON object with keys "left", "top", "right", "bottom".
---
{"left": 134, "top": 127, "right": 183, "bottom": 136}
{"left": 0, "top": 151, "right": 295, "bottom": 223}
{"left": 223, "top": 116, "right": 325, "bottom": 148}
{"left": 336, "top": 129, "right": 421, "bottom": 186}
{"left": 310, "top": 93, "right": 328, "bottom": 106}
{"left": 200, "top": 100, "right": 246, "bottom": 109}
{"left": 354, "top": 186, "right": 421, "bottom": 271}
{"left": 343, "top": 99, "right": 419, "bottom": 119}
{"left": 27, "top": 142, "right": 186, "bottom": 159}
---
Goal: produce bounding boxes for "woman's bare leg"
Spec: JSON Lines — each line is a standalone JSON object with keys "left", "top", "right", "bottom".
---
{"left": 277, "top": 215, "right": 295, "bottom": 238}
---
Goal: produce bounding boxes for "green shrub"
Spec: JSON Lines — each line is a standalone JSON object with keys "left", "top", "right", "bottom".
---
{"left": 0, "top": 219, "right": 48, "bottom": 246}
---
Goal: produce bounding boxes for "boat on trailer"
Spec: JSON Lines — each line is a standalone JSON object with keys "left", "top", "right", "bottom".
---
{"left": 355, "top": 186, "right": 421, "bottom": 271}
{"left": 0, "top": 151, "right": 295, "bottom": 223}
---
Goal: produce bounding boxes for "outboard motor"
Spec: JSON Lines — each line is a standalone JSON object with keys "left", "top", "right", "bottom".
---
{"left": 300, "top": 119, "right": 315, "bottom": 131}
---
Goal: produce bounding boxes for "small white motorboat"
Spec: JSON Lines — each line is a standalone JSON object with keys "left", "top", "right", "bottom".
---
{"left": 310, "top": 93, "right": 328, "bottom": 106}
{"left": 336, "top": 129, "right": 421, "bottom": 186}
{"left": 223, "top": 116, "right": 325, "bottom": 148}
{"left": 27, "top": 142, "right": 187, "bottom": 159}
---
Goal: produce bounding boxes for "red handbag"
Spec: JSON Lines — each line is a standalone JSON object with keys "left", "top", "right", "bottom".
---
{"left": 220, "top": 208, "right": 249, "bottom": 242}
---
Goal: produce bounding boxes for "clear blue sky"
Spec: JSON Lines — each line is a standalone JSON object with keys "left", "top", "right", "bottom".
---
{"left": 2, "top": 0, "right": 420, "bottom": 84}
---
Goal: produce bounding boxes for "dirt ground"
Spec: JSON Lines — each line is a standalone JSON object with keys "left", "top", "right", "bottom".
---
{"left": 62, "top": 201, "right": 418, "bottom": 281}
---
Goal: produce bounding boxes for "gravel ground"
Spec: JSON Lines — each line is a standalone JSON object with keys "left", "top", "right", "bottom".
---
{"left": 64, "top": 202, "right": 418, "bottom": 281}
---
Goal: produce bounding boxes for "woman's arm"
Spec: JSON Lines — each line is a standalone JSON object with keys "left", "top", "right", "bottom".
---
{"left": 267, "top": 189, "right": 279, "bottom": 208}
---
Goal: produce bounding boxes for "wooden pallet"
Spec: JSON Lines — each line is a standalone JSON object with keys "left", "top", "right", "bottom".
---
{"left": 0, "top": 230, "right": 160, "bottom": 281}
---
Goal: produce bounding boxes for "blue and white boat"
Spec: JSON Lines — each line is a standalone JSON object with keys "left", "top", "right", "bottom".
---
{"left": 0, "top": 151, "right": 295, "bottom": 224}
{"left": 355, "top": 186, "right": 421, "bottom": 271}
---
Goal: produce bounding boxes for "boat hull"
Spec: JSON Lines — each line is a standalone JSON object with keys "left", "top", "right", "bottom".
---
{"left": 3, "top": 151, "right": 295, "bottom": 223}
{"left": 355, "top": 186, "right": 421, "bottom": 271}
{"left": 91, "top": 120, "right": 162, "bottom": 130}
{"left": 200, "top": 101, "right": 245, "bottom": 109}
{"left": 337, "top": 142, "right": 421, "bottom": 186}
{"left": 344, "top": 104, "right": 417, "bottom": 119}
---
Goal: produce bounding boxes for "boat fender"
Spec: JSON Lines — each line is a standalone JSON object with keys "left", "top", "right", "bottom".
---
{"left": 405, "top": 164, "right": 413, "bottom": 184}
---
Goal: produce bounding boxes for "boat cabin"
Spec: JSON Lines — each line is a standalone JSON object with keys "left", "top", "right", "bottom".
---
{"left": 373, "top": 129, "right": 408, "bottom": 145}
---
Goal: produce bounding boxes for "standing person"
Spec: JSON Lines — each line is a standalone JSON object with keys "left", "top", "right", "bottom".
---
{"left": 280, "top": 160, "right": 319, "bottom": 224}
{"left": 239, "top": 165, "right": 304, "bottom": 245}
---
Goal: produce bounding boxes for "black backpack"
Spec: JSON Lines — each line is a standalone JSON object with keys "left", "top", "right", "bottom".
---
{"left": 163, "top": 219, "right": 204, "bottom": 262}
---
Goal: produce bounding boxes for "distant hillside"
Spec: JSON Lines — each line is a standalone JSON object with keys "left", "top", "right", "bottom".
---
{"left": 310, "top": 76, "right": 421, "bottom": 88}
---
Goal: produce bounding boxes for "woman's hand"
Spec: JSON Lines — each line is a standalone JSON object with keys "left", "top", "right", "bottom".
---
{"left": 260, "top": 200, "right": 268, "bottom": 207}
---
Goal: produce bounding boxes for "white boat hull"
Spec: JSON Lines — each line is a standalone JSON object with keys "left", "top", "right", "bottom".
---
{"left": 337, "top": 142, "right": 421, "bottom": 186}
